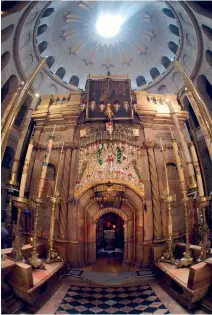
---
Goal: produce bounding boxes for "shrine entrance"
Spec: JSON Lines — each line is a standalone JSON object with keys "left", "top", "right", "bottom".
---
{"left": 96, "top": 212, "right": 124, "bottom": 264}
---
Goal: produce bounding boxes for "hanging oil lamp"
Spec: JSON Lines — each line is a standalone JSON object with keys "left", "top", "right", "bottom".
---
{"left": 99, "top": 101, "right": 105, "bottom": 112}
{"left": 80, "top": 100, "right": 86, "bottom": 111}
{"left": 114, "top": 100, "right": 120, "bottom": 112}
{"left": 123, "top": 100, "right": 129, "bottom": 111}
{"left": 89, "top": 99, "right": 96, "bottom": 111}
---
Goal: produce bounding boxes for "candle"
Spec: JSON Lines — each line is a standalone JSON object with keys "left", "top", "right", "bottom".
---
{"left": 53, "top": 141, "right": 64, "bottom": 195}
{"left": 19, "top": 139, "right": 34, "bottom": 198}
{"left": 189, "top": 142, "right": 204, "bottom": 197}
{"left": 160, "top": 138, "right": 169, "bottom": 195}
{"left": 37, "top": 126, "right": 56, "bottom": 199}
{"left": 171, "top": 136, "right": 187, "bottom": 192}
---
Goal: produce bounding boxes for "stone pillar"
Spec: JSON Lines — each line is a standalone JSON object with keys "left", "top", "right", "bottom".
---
{"left": 145, "top": 142, "right": 163, "bottom": 240}
{"left": 59, "top": 148, "right": 72, "bottom": 239}
{"left": 167, "top": 101, "right": 197, "bottom": 192}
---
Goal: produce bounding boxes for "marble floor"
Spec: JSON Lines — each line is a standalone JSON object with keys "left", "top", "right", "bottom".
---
{"left": 36, "top": 276, "right": 206, "bottom": 314}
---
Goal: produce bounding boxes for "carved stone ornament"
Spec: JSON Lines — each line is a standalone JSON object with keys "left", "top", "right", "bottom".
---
{"left": 132, "top": 129, "right": 139, "bottom": 137}
{"left": 80, "top": 129, "right": 87, "bottom": 138}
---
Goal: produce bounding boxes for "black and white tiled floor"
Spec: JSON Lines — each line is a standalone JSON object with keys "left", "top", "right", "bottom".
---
{"left": 56, "top": 285, "right": 169, "bottom": 314}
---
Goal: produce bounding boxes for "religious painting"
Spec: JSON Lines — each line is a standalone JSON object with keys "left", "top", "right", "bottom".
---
{"left": 86, "top": 78, "right": 133, "bottom": 120}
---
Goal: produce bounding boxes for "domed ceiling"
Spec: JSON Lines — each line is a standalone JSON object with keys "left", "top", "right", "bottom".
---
{"left": 16, "top": 1, "right": 201, "bottom": 94}
{"left": 35, "top": 1, "right": 181, "bottom": 89}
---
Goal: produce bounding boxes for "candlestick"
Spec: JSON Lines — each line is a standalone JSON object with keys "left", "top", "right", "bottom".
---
{"left": 189, "top": 142, "right": 204, "bottom": 197}
{"left": 28, "top": 126, "right": 56, "bottom": 269}
{"left": 19, "top": 139, "right": 34, "bottom": 198}
{"left": 46, "top": 142, "right": 64, "bottom": 264}
{"left": 170, "top": 133, "right": 193, "bottom": 267}
{"left": 159, "top": 138, "right": 176, "bottom": 264}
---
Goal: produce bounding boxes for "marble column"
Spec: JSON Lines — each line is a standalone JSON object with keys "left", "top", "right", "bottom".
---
{"left": 145, "top": 142, "right": 163, "bottom": 240}
{"left": 59, "top": 148, "right": 72, "bottom": 239}
{"left": 167, "top": 101, "right": 197, "bottom": 192}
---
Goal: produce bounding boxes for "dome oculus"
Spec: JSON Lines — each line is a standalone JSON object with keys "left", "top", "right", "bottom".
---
{"left": 96, "top": 14, "right": 123, "bottom": 38}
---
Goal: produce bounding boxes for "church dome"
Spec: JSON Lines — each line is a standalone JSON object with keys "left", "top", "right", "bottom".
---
{"left": 2, "top": 1, "right": 212, "bottom": 95}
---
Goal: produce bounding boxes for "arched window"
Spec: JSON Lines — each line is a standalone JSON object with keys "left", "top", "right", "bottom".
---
{"left": 162, "top": 8, "right": 175, "bottom": 18}
{"left": 42, "top": 8, "right": 54, "bottom": 18}
{"left": 46, "top": 56, "right": 55, "bottom": 69}
{"left": 37, "top": 24, "right": 47, "bottom": 36}
{"left": 14, "top": 104, "right": 28, "bottom": 127}
{"left": 158, "top": 84, "right": 167, "bottom": 93}
{"left": 69, "top": 75, "right": 79, "bottom": 87}
{"left": 202, "top": 24, "right": 212, "bottom": 41}
{"left": 168, "top": 41, "right": 178, "bottom": 54}
{"left": 205, "top": 50, "right": 212, "bottom": 67}
{"left": 169, "top": 24, "right": 179, "bottom": 37}
{"left": 136, "top": 76, "right": 146, "bottom": 87}
{"left": 1, "top": 24, "right": 14, "bottom": 43}
{"left": 183, "top": 96, "right": 199, "bottom": 128}
{"left": 2, "top": 146, "right": 15, "bottom": 169}
{"left": 150, "top": 67, "right": 160, "bottom": 80}
{"left": 161, "top": 56, "right": 171, "bottom": 69}
{"left": 38, "top": 41, "right": 47, "bottom": 54}
{"left": 1, "top": 51, "right": 10, "bottom": 71}
{"left": 55, "top": 67, "right": 66, "bottom": 80}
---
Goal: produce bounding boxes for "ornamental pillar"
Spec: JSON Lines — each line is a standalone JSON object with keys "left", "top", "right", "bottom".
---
{"left": 59, "top": 148, "right": 72, "bottom": 239}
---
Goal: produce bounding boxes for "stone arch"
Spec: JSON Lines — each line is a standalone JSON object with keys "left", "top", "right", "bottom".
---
{"left": 46, "top": 56, "right": 55, "bottom": 69}
{"left": 42, "top": 8, "right": 54, "bottom": 18}
{"left": 205, "top": 50, "right": 212, "bottom": 67}
{"left": 196, "top": 74, "right": 212, "bottom": 112}
{"left": 150, "top": 67, "right": 160, "bottom": 80}
{"left": 69, "top": 75, "right": 79, "bottom": 87}
{"left": 162, "top": 8, "right": 175, "bottom": 19}
{"left": 37, "top": 24, "right": 47, "bottom": 36}
{"left": 202, "top": 24, "right": 212, "bottom": 41}
{"left": 168, "top": 41, "right": 178, "bottom": 54}
{"left": 161, "top": 56, "right": 171, "bottom": 69}
{"left": 136, "top": 75, "right": 146, "bottom": 87}
{"left": 169, "top": 24, "right": 179, "bottom": 37}
{"left": 55, "top": 67, "right": 66, "bottom": 80}
{"left": 93, "top": 207, "right": 128, "bottom": 222}
{"left": 38, "top": 41, "right": 47, "bottom": 54}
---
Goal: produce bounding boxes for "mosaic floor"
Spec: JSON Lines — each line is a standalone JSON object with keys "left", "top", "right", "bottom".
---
{"left": 56, "top": 285, "right": 170, "bottom": 314}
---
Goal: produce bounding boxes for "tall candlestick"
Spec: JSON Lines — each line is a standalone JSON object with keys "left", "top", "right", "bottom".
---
{"left": 189, "top": 142, "right": 204, "bottom": 197}
{"left": 46, "top": 142, "right": 64, "bottom": 264}
{"left": 19, "top": 139, "right": 34, "bottom": 198}
{"left": 29, "top": 125, "right": 56, "bottom": 269}
{"left": 160, "top": 138, "right": 169, "bottom": 195}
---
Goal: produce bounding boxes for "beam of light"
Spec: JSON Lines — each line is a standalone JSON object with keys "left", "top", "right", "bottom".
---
{"left": 96, "top": 14, "right": 124, "bottom": 38}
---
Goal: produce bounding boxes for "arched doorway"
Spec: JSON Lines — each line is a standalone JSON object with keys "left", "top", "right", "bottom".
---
{"left": 96, "top": 212, "right": 124, "bottom": 264}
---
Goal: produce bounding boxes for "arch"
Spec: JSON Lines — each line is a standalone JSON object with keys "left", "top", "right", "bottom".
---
{"left": 186, "top": 33, "right": 196, "bottom": 50}
{"left": 55, "top": 67, "right": 66, "bottom": 80}
{"left": 42, "top": 8, "right": 54, "bottom": 18}
{"left": 161, "top": 56, "right": 171, "bottom": 69}
{"left": 158, "top": 84, "right": 167, "bottom": 93}
{"left": 168, "top": 41, "right": 178, "bottom": 54}
{"left": 202, "top": 24, "right": 212, "bottom": 41}
{"left": 69, "top": 75, "right": 79, "bottom": 87}
{"left": 14, "top": 104, "right": 28, "bottom": 127}
{"left": 38, "top": 41, "right": 47, "bottom": 54}
{"left": 50, "top": 83, "right": 58, "bottom": 94}
{"left": 172, "top": 72, "right": 182, "bottom": 89}
{"left": 1, "top": 51, "right": 10, "bottom": 71}
{"left": 136, "top": 75, "right": 146, "bottom": 87}
{"left": 196, "top": 75, "right": 212, "bottom": 112}
{"left": 93, "top": 207, "right": 128, "bottom": 222}
{"left": 2, "top": 146, "right": 15, "bottom": 169}
{"left": 46, "top": 56, "right": 55, "bottom": 68}
{"left": 183, "top": 53, "right": 193, "bottom": 70}
{"left": 37, "top": 24, "right": 47, "bottom": 36}
{"left": 1, "top": 24, "right": 14, "bottom": 43}
{"left": 183, "top": 96, "right": 199, "bottom": 128}
{"left": 150, "top": 67, "right": 160, "bottom": 80}
{"left": 1, "top": 75, "right": 18, "bottom": 107}
{"left": 169, "top": 24, "right": 179, "bottom": 37}
{"left": 188, "top": 2, "right": 212, "bottom": 19}
{"left": 1, "top": 1, "right": 29, "bottom": 15}
{"left": 162, "top": 8, "right": 175, "bottom": 19}
{"left": 19, "top": 32, "right": 31, "bottom": 50}
{"left": 205, "top": 50, "right": 212, "bottom": 67}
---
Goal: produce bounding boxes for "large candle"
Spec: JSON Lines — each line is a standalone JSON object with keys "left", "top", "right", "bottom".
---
{"left": 189, "top": 142, "right": 204, "bottom": 197}
{"left": 170, "top": 128, "right": 186, "bottom": 192}
{"left": 19, "top": 139, "right": 34, "bottom": 198}
{"left": 37, "top": 125, "right": 56, "bottom": 199}
{"left": 160, "top": 138, "right": 170, "bottom": 195}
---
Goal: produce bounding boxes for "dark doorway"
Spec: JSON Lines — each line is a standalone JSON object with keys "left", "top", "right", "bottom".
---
{"left": 96, "top": 212, "right": 124, "bottom": 263}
